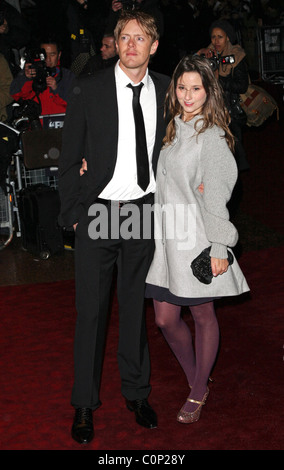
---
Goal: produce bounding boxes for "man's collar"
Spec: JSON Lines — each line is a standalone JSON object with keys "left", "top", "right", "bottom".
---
{"left": 115, "top": 60, "right": 150, "bottom": 90}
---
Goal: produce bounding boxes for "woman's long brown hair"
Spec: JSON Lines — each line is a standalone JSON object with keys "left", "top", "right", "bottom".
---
{"left": 163, "top": 55, "right": 235, "bottom": 152}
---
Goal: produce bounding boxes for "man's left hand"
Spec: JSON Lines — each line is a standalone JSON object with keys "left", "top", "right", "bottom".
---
{"left": 46, "top": 76, "right": 57, "bottom": 91}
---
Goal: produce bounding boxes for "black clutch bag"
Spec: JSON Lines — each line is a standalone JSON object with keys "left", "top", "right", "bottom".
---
{"left": 191, "top": 247, "right": 234, "bottom": 285}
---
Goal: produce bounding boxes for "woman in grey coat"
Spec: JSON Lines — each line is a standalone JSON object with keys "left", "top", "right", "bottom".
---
{"left": 145, "top": 55, "right": 249, "bottom": 424}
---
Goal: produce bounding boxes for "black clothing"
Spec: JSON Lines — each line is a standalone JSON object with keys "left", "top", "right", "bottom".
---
{"left": 106, "top": 0, "right": 164, "bottom": 37}
{"left": 80, "top": 53, "right": 118, "bottom": 75}
{"left": 59, "top": 65, "right": 170, "bottom": 409}
{"left": 219, "top": 58, "right": 250, "bottom": 171}
{"left": 0, "top": 1, "right": 31, "bottom": 76}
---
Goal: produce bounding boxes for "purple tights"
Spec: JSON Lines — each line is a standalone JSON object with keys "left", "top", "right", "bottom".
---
{"left": 154, "top": 299, "right": 219, "bottom": 413}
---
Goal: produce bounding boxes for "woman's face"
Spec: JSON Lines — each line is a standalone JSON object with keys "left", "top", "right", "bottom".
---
{"left": 176, "top": 72, "right": 207, "bottom": 121}
{"left": 210, "top": 27, "right": 229, "bottom": 54}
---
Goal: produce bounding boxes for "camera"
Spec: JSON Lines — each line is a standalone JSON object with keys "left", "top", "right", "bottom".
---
{"left": 12, "top": 99, "right": 42, "bottom": 131}
{"left": 24, "top": 48, "right": 56, "bottom": 94}
{"left": 202, "top": 53, "right": 235, "bottom": 72}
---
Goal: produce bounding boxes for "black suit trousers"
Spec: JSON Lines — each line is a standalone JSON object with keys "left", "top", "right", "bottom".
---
{"left": 71, "top": 201, "right": 155, "bottom": 409}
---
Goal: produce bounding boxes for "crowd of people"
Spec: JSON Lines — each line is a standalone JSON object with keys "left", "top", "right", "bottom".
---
{"left": 0, "top": 0, "right": 283, "bottom": 122}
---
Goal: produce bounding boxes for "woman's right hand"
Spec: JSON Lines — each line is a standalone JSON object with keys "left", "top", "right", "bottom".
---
{"left": 211, "top": 257, "right": 229, "bottom": 277}
{"left": 197, "top": 48, "right": 215, "bottom": 58}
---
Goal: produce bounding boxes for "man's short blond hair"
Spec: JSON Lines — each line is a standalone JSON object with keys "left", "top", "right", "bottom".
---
{"left": 114, "top": 10, "right": 159, "bottom": 44}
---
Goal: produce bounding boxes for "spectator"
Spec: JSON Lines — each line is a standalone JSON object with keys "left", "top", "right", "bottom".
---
{"left": 80, "top": 32, "right": 118, "bottom": 75}
{"left": 10, "top": 37, "right": 74, "bottom": 117}
{"left": 197, "top": 19, "right": 249, "bottom": 172}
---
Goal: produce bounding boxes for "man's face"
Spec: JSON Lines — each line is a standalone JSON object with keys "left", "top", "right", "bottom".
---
{"left": 41, "top": 43, "right": 61, "bottom": 68}
{"left": 100, "top": 36, "right": 117, "bottom": 60}
{"left": 116, "top": 19, "right": 158, "bottom": 73}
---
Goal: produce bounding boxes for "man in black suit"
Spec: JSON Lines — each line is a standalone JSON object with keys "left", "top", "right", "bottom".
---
{"left": 59, "top": 10, "right": 170, "bottom": 444}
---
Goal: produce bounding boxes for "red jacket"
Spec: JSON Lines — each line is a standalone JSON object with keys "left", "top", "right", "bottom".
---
{"left": 11, "top": 67, "right": 74, "bottom": 116}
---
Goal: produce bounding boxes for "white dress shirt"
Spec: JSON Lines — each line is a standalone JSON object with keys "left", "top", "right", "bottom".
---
{"left": 98, "top": 60, "right": 157, "bottom": 200}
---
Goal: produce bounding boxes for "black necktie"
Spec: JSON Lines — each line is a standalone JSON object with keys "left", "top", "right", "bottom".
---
{"left": 127, "top": 83, "right": 150, "bottom": 191}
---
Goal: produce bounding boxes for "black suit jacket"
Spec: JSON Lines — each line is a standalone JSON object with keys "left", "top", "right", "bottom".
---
{"left": 58, "top": 65, "right": 170, "bottom": 228}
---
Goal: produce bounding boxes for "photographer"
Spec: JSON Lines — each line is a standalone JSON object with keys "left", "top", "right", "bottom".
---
{"left": 10, "top": 38, "right": 75, "bottom": 117}
{"left": 197, "top": 19, "right": 249, "bottom": 172}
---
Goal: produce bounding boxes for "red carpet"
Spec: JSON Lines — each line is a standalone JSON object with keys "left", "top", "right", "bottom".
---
{"left": 0, "top": 245, "right": 283, "bottom": 450}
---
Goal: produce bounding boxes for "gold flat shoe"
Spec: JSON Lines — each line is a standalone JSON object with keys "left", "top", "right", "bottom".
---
{"left": 177, "top": 388, "right": 209, "bottom": 424}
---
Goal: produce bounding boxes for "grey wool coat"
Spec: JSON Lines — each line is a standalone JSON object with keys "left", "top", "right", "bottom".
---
{"left": 146, "top": 116, "right": 250, "bottom": 299}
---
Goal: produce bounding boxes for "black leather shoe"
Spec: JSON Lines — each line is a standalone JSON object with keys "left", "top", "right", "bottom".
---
{"left": 71, "top": 407, "right": 94, "bottom": 444}
{"left": 126, "top": 398, "right": 157, "bottom": 429}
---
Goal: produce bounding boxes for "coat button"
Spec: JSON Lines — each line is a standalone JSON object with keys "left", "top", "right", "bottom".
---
{"left": 162, "top": 168, "right": 167, "bottom": 175}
